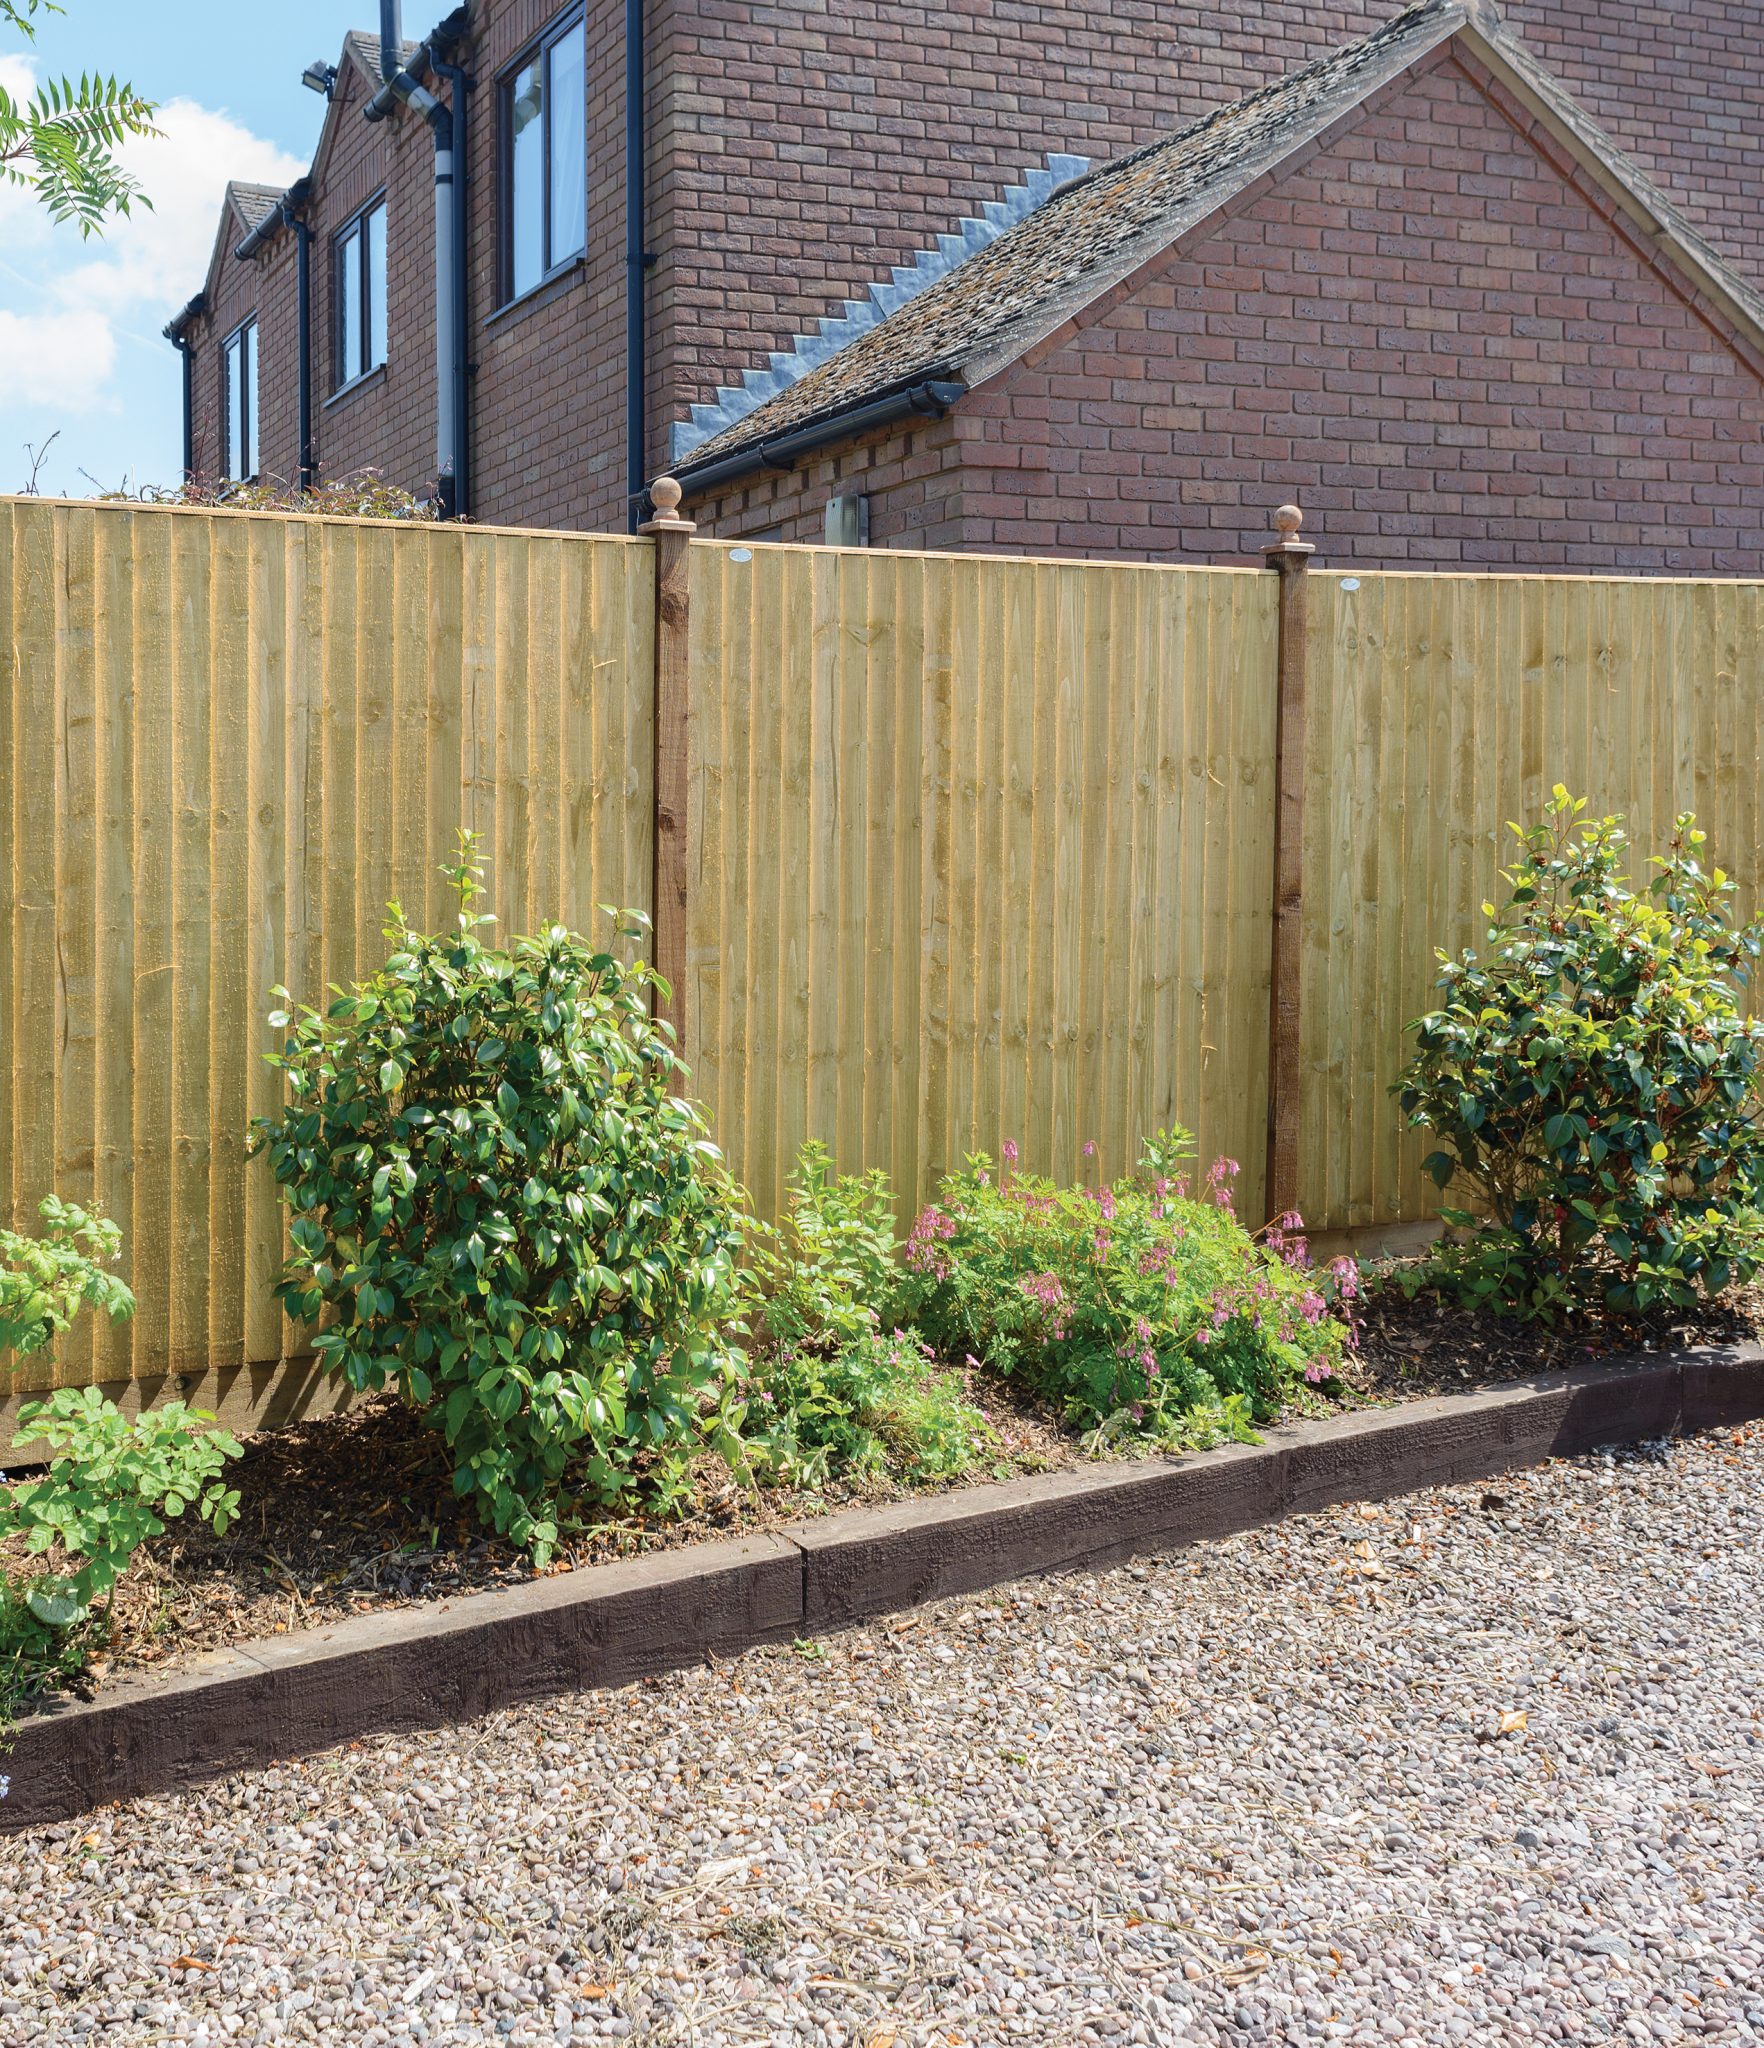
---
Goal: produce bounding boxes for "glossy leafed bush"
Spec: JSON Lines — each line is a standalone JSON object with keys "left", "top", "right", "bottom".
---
{"left": 1397, "top": 790, "right": 1764, "bottom": 1317}
{"left": 253, "top": 839, "right": 745, "bottom": 1559}
{"left": 897, "top": 1131, "right": 1349, "bottom": 1444}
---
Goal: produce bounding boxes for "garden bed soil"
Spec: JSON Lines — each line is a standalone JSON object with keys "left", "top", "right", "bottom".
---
{"left": 1342, "top": 1274, "right": 1764, "bottom": 1402}
{"left": 8, "top": 1271, "right": 1758, "bottom": 1697}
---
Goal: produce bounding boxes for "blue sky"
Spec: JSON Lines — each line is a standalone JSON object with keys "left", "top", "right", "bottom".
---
{"left": 0, "top": 0, "right": 374, "bottom": 498}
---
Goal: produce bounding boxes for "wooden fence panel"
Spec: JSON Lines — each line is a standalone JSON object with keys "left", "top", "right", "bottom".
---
{"left": 686, "top": 540, "right": 1278, "bottom": 1223}
{"left": 1301, "top": 569, "right": 1764, "bottom": 1231}
{"left": 16, "top": 497, "right": 1764, "bottom": 1417}
{"left": 0, "top": 499, "right": 652, "bottom": 1402}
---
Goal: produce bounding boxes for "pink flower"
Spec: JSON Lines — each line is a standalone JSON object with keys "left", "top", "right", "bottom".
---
{"left": 1002, "top": 1139, "right": 1019, "bottom": 1168}
{"left": 1327, "top": 1255, "right": 1360, "bottom": 1303}
{"left": 1019, "top": 1270, "right": 1071, "bottom": 1339}
{"left": 1299, "top": 1290, "right": 1327, "bottom": 1324}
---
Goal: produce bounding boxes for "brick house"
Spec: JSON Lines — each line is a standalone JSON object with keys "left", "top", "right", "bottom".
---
{"left": 170, "top": 0, "right": 1764, "bottom": 562}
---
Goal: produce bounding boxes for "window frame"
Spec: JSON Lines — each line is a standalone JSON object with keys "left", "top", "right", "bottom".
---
{"left": 333, "top": 190, "right": 389, "bottom": 394}
{"left": 221, "top": 316, "right": 258, "bottom": 483}
{"left": 497, "top": 4, "right": 588, "bottom": 308}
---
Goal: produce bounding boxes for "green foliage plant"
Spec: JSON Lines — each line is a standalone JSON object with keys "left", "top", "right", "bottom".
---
{"left": 253, "top": 836, "right": 746, "bottom": 1561}
{"left": 1396, "top": 788, "right": 1764, "bottom": 1317}
{"left": 897, "top": 1130, "right": 1349, "bottom": 1447}
{"left": 1, "top": 1200, "right": 239, "bottom": 1747}
{"left": 0, "top": 2, "right": 159, "bottom": 235}
{"left": 7, "top": 1390, "right": 241, "bottom": 1626}
{"left": 0, "top": 1194, "right": 132, "bottom": 1357}
{"left": 742, "top": 1143, "right": 988, "bottom": 1486}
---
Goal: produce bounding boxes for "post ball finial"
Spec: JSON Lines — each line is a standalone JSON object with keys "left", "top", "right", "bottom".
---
{"left": 639, "top": 473, "right": 697, "bottom": 535}
{"left": 1263, "top": 501, "right": 1314, "bottom": 562}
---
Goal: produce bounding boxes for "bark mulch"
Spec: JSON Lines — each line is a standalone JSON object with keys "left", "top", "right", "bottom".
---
{"left": 1339, "top": 1269, "right": 1764, "bottom": 1403}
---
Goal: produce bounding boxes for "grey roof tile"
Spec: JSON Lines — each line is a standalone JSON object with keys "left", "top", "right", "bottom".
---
{"left": 227, "top": 181, "right": 284, "bottom": 232}
{"left": 342, "top": 27, "right": 420, "bottom": 85}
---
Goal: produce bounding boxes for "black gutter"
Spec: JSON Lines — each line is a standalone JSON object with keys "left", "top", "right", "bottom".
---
{"left": 672, "top": 377, "right": 967, "bottom": 501}
{"left": 162, "top": 293, "right": 206, "bottom": 483}
{"left": 362, "top": 7, "right": 468, "bottom": 120}
{"left": 625, "top": 0, "right": 647, "bottom": 531}
{"left": 233, "top": 172, "right": 308, "bottom": 261}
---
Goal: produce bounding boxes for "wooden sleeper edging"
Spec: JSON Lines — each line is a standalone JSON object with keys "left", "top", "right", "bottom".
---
{"left": 4, "top": 1345, "right": 1760, "bottom": 1835}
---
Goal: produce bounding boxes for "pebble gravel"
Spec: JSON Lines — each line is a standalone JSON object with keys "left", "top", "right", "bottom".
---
{"left": 1, "top": 1421, "right": 1760, "bottom": 2048}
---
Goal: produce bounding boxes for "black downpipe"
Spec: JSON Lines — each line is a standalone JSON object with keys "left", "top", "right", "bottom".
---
{"left": 625, "top": 0, "right": 645, "bottom": 530}
{"left": 433, "top": 52, "right": 472, "bottom": 520}
{"left": 288, "top": 207, "right": 315, "bottom": 492}
{"left": 177, "top": 339, "right": 194, "bottom": 482}
{"left": 380, "top": 0, "right": 403, "bottom": 88}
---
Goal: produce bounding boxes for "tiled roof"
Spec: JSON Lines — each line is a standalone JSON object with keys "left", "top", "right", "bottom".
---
{"left": 341, "top": 28, "right": 420, "bottom": 85}
{"left": 678, "top": 0, "right": 1466, "bottom": 471}
{"left": 668, "top": 153, "right": 1094, "bottom": 466}
{"left": 228, "top": 181, "right": 284, "bottom": 232}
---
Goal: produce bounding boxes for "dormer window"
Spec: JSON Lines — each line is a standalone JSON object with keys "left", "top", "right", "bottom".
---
{"left": 222, "top": 317, "right": 258, "bottom": 481}
{"left": 335, "top": 194, "right": 388, "bottom": 389}
{"left": 500, "top": 9, "right": 586, "bottom": 302}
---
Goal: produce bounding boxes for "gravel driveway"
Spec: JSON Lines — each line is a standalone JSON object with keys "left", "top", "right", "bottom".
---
{"left": 2, "top": 1421, "right": 1760, "bottom": 2048}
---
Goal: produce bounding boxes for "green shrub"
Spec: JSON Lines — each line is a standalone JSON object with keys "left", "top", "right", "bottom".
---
{"left": 1396, "top": 789, "right": 1764, "bottom": 1317}
{"left": 0, "top": 1195, "right": 133, "bottom": 1358}
{"left": 742, "top": 1143, "right": 988, "bottom": 1485}
{"left": 1, "top": 1201, "right": 237, "bottom": 1740}
{"left": 253, "top": 837, "right": 746, "bottom": 1560}
{"left": 748, "top": 1141, "right": 900, "bottom": 1351}
{"left": 751, "top": 1326, "right": 989, "bottom": 1487}
{"left": 897, "top": 1130, "right": 1348, "bottom": 1445}
{"left": 6, "top": 1390, "right": 241, "bottom": 1625}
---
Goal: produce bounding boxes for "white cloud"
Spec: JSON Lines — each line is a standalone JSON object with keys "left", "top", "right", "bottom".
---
{"left": 0, "top": 308, "right": 115, "bottom": 408}
{"left": 0, "top": 61, "right": 303, "bottom": 409}
{"left": 52, "top": 95, "right": 305, "bottom": 329}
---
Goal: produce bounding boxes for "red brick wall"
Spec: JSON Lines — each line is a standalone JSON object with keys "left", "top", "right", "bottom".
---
{"left": 690, "top": 52, "right": 1764, "bottom": 575}
{"left": 656, "top": 0, "right": 1764, "bottom": 438}
{"left": 183, "top": 215, "right": 294, "bottom": 488}
{"left": 179, "top": 56, "right": 442, "bottom": 501}
{"left": 691, "top": 413, "right": 966, "bottom": 545}
{"left": 1504, "top": 0, "right": 1764, "bottom": 277}
{"left": 460, "top": 0, "right": 637, "bottom": 532}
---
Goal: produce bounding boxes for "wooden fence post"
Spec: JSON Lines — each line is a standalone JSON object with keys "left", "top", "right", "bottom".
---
{"left": 639, "top": 476, "right": 695, "bottom": 1042}
{"left": 1262, "top": 503, "right": 1314, "bottom": 1225}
